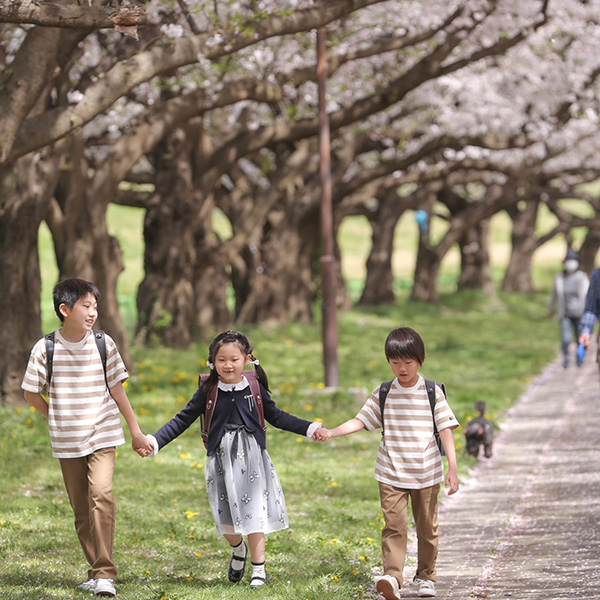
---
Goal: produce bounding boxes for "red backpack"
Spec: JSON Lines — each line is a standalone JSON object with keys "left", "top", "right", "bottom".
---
{"left": 199, "top": 371, "right": 265, "bottom": 448}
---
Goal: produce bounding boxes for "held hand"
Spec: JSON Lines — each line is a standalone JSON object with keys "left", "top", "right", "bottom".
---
{"left": 312, "top": 427, "right": 331, "bottom": 442}
{"left": 132, "top": 431, "right": 154, "bottom": 457}
{"left": 579, "top": 332, "right": 591, "bottom": 349}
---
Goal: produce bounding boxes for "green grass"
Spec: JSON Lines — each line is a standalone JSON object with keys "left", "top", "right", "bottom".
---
{"left": 2, "top": 204, "right": 568, "bottom": 599}
{"left": 0, "top": 289, "right": 559, "bottom": 600}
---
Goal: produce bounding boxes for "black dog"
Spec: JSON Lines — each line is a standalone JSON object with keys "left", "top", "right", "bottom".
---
{"left": 464, "top": 401, "right": 493, "bottom": 458}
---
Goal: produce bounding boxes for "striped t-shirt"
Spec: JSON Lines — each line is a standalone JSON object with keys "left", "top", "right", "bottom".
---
{"left": 357, "top": 375, "right": 459, "bottom": 489}
{"left": 21, "top": 330, "right": 128, "bottom": 459}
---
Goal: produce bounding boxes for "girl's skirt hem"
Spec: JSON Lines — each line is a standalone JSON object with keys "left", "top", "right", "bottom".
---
{"left": 206, "top": 426, "right": 289, "bottom": 536}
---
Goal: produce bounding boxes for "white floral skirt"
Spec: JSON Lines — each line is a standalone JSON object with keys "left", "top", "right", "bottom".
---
{"left": 206, "top": 426, "right": 289, "bottom": 535}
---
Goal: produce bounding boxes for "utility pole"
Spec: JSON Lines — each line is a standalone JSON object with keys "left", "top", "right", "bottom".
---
{"left": 316, "top": 26, "right": 339, "bottom": 387}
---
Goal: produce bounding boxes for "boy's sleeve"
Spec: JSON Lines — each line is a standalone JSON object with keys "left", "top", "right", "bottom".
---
{"left": 104, "top": 335, "right": 129, "bottom": 387}
{"left": 434, "top": 385, "right": 459, "bottom": 432}
{"left": 21, "top": 338, "right": 48, "bottom": 394}
{"left": 356, "top": 389, "right": 382, "bottom": 431}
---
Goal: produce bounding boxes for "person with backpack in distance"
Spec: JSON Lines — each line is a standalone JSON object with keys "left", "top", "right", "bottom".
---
{"left": 548, "top": 249, "right": 589, "bottom": 368}
{"left": 141, "top": 330, "right": 323, "bottom": 589}
{"left": 21, "top": 278, "right": 153, "bottom": 597}
{"left": 314, "top": 327, "right": 459, "bottom": 600}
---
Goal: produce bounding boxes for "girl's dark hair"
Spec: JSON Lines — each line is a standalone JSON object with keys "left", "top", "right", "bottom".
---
{"left": 384, "top": 327, "right": 425, "bottom": 365}
{"left": 202, "top": 330, "right": 269, "bottom": 395}
{"left": 52, "top": 278, "right": 101, "bottom": 322}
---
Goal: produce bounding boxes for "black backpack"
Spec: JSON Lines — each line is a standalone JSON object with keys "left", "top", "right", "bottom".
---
{"left": 45, "top": 330, "right": 109, "bottom": 391}
{"left": 378, "top": 378, "right": 446, "bottom": 456}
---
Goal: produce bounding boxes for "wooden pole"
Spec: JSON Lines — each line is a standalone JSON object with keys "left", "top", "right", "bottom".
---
{"left": 317, "top": 26, "right": 339, "bottom": 387}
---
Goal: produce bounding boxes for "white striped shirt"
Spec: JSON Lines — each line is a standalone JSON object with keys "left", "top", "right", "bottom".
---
{"left": 357, "top": 375, "right": 459, "bottom": 489}
{"left": 22, "top": 330, "right": 128, "bottom": 459}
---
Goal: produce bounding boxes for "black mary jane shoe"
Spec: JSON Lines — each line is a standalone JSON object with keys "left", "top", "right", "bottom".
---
{"left": 228, "top": 544, "right": 247, "bottom": 583}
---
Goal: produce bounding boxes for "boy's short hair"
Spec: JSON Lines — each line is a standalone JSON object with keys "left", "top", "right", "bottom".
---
{"left": 385, "top": 327, "right": 426, "bottom": 364}
{"left": 53, "top": 278, "right": 100, "bottom": 322}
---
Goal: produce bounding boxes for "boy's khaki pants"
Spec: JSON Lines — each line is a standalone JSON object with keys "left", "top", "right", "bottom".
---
{"left": 59, "top": 447, "right": 117, "bottom": 580}
{"left": 379, "top": 481, "right": 440, "bottom": 587}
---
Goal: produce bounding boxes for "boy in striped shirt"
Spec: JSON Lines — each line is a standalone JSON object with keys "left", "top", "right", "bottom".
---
{"left": 22, "top": 278, "right": 152, "bottom": 597}
{"left": 316, "top": 327, "right": 459, "bottom": 599}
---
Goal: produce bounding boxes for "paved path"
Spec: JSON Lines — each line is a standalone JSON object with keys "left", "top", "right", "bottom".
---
{"left": 401, "top": 344, "right": 600, "bottom": 599}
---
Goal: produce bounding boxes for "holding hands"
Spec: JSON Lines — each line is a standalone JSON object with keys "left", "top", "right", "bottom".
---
{"left": 312, "top": 427, "right": 331, "bottom": 442}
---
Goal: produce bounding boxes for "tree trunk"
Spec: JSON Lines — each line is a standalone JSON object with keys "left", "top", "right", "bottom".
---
{"left": 136, "top": 131, "right": 198, "bottom": 347}
{"left": 0, "top": 152, "right": 61, "bottom": 404}
{"left": 239, "top": 203, "right": 320, "bottom": 323}
{"left": 48, "top": 133, "right": 131, "bottom": 366}
{"left": 358, "top": 191, "right": 406, "bottom": 306}
{"left": 502, "top": 202, "right": 539, "bottom": 293}
{"left": 579, "top": 220, "right": 600, "bottom": 277}
{"left": 457, "top": 218, "right": 494, "bottom": 294}
{"left": 410, "top": 238, "right": 442, "bottom": 303}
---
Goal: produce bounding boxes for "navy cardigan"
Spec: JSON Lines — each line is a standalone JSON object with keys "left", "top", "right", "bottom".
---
{"left": 153, "top": 379, "right": 313, "bottom": 456}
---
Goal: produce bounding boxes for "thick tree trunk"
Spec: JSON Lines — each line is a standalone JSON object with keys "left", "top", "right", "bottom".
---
{"left": 136, "top": 132, "right": 198, "bottom": 347}
{"left": 358, "top": 191, "right": 406, "bottom": 306}
{"left": 410, "top": 238, "right": 442, "bottom": 303}
{"left": 0, "top": 152, "right": 61, "bottom": 404}
{"left": 502, "top": 202, "right": 539, "bottom": 293}
{"left": 579, "top": 220, "right": 600, "bottom": 277}
{"left": 238, "top": 204, "right": 320, "bottom": 323}
{"left": 457, "top": 218, "right": 494, "bottom": 294}
{"left": 48, "top": 133, "right": 131, "bottom": 365}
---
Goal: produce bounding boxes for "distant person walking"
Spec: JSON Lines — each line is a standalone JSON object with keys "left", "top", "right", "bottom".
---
{"left": 579, "top": 267, "right": 600, "bottom": 377}
{"left": 548, "top": 250, "right": 589, "bottom": 368}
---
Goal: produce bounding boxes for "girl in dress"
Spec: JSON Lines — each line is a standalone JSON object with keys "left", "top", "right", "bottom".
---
{"left": 145, "top": 330, "right": 322, "bottom": 588}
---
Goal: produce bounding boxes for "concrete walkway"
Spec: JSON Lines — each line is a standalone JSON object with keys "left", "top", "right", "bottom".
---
{"left": 402, "top": 344, "right": 600, "bottom": 599}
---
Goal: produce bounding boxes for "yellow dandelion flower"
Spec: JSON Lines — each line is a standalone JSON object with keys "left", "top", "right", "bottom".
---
{"left": 331, "top": 574, "right": 340, "bottom": 581}
{"left": 26, "top": 418, "right": 33, "bottom": 426}
{"left": 195, "top": 552, "right": 203, "bottom": 558}
{"left": 29, "top": 406, "right": 36, "bottom": 412}
{"left": 304, "top": 404, "right": 314, "bottom": 412}
{"left": 330, "top": 538, "right": 339, "bottom": 545}
{"left": 187, "top": 576, "right": 194, "bottom": 581}
{"left": 317, "top": 382, "right": 325, "bottom": 389}
{"left": 180, "top": 452, "right": 191, "bottom": 460}
{"left": 314, "top": 417, "right": 323, "bottom": 423}
{"left": 185, "top": 510, "right": 199, "bottom": 519}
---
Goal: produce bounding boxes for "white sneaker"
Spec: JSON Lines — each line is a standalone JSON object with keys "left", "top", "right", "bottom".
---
{"left": 415, "top": 578, "right": 436, "bottom": 598}
{"left": 78, "top": 578, "right": 96, "bottom": 591}
{"left": 375, "top": 574, "right": 401, "bottom": 599}
{"left": 94, "top": 579, "right": 116, "bottom": 597}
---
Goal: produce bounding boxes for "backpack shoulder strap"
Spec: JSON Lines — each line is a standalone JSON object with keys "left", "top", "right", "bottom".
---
{"left": 93, "top": 330, "right": 109, "bottom": 390}
{"left": 424, "top": 378, "right": 446, "bottom": 456}
{"left": 200, "top": 374, "right": 216, "bottom": 448}
{"left": 45, "top": 332, "right": 55, "bottom": 384}
{"left": 379, "top": 380, "right": 393, "bottom": 434}
{"left": 245, "top": 371, "right": 266, "bottom": 433}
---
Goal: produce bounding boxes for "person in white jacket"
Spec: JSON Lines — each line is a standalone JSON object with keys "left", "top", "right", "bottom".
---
{"left": 548, "top": 249, "right": 590, "bottom": 368}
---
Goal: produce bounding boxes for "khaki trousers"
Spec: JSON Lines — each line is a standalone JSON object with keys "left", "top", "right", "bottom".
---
{"left": 59, "top": 447, "right": 117, "bottom": 580}
{"left": 378, "top": 481, "right": 440, "bottom": 587}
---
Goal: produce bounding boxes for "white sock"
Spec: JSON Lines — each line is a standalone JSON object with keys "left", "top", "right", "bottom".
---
{"left": 251, "top": 562, "right": 266, "bottom": 581}
{"left": 230, "top": 540, "right": 247, "bottom": 570}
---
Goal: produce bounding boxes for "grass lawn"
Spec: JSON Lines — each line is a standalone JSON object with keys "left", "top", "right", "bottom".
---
{"left": 0, "top": 288, "right": 559, "bottom": 600}
{"left": 1, "top": 203, "right": 572, "bottom": 599}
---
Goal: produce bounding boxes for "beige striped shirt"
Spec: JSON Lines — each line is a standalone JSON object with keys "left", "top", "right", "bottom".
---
{"left": 357, "top": 375, "right": 458, "bottom": 489}
{"left": 22, "top": 330, "right": 128, "bottom": 459}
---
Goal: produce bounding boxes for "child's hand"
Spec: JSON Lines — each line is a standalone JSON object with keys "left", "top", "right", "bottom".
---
{"left": 132, "top": 432, "right": 154, "bottom": 457}
{"left": 313, "top": 427, "right": 331, "bottom": 442}
{"left": 445, "top": 469, "right": 459, "bottom": 495}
